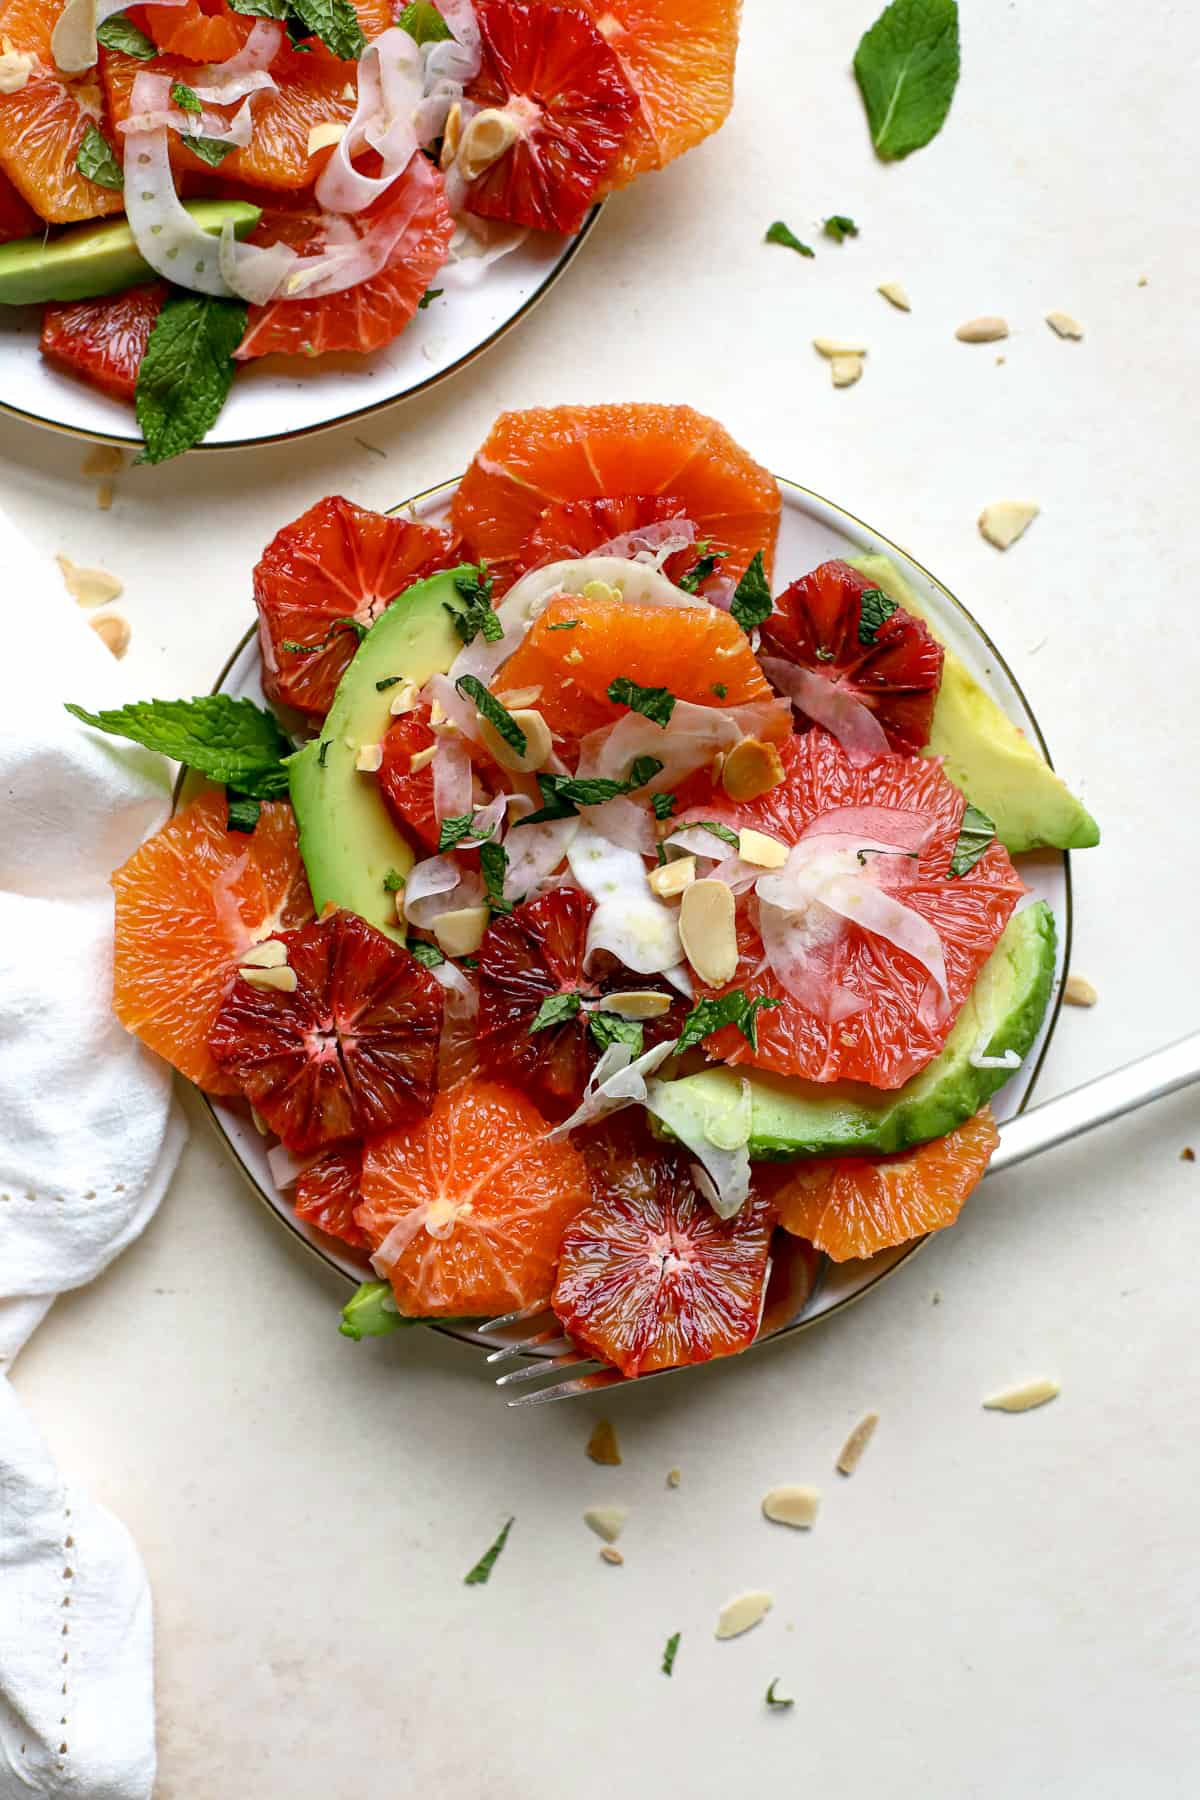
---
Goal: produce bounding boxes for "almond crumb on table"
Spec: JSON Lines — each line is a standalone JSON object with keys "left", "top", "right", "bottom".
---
{"left": 836, "top": 1412, "right": 879, "bottom": 1475}
{"left": 983, "top": 1378, "right": 1060, "bottom": 1413}
{"left": 599, "top": 1546, "right": 624, "bottom": 1566}
{"left": 1063, "top": 974, "right": 1098, "bottom": 1007}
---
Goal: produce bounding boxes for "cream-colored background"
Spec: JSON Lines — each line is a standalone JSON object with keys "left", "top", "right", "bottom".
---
{"left": 6, "top": 2, "right": 1200, "bottom": 1793}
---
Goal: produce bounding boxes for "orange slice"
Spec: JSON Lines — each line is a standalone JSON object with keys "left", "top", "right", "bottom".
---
{"left": 0, "top": 0, "right": 125, "bottom": 223}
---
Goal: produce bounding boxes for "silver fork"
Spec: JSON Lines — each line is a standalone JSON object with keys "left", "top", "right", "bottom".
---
{"left": 479, "top": 1030, "right": 1200, "bottom": 1407}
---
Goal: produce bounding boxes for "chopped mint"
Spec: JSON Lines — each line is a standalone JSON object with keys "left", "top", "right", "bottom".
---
{"left": 288, "top": 0, "right": 366, "bottom": 60}
{"left": 694, "top": 819, "right": 740, "bottom": 850}
{"left": 607, "top": 676, "right": 676, "bottom": 727}
{"left": 438, "top": 813, "right": 479, "bottom": 852}
{"left": 398, "top": 0, "right": 453, "bottom": 42}
{"left": 854, "top": 0, "right": 960, "bottom": 161}
{"left": 765, "top": 1678, "right": 794, "bottom": 1709}
{"left": 765, "top": 220, "right": 813, "bottom": 257}
{"left": 227, "top": 0, "right": 289, "bottom": 15}
{"left": 677, "top": 990, "right": 781, "bottom": 1055}
{"left": 651, "top": 791, "right": 678, "bottom": 821}
{"left": 382, "top": 868, "right": 406, "bottom": 892}
{"left": 375, "top": 676, "right": 401, "bottom": 690}
{"left": 456, "top": 674, "right": 526, "bottom": 757}
{"left": 339, "top": 1280, "right": 409, "bottom": 1340}
{"left": 464, "top": 1517, "right": 513, "bottom": 1585}
{"left": 545, "top": 618, "right": 580, "bottom": 631}
{"left": 949, "top": 803, "right": 996, "bottom": 877}
{"left": 225, "top": 791, "right": 260, "bottom": 834}
{"left": 281, "top": 616, "right": 366, "bottom": 656}
{"left": 662, "top": 1631, "right": 681, "bottom": 1676}
{"left": 135, "top": 292, "right": 247, "bottom": 463}
{"left": 588, "top": 1011, "right": 644, "bottom": 1057}
{"left": 317, "top": 740, "right": 330, "bottom": 767}
{"left": 449, "top": 564, "right": 501, "bottom": 645}
{"left": 171, "top": 80, "right": 202, "bottom": 113}
{"left": 823, "top": 214, "right": 859, "bottom": 243}
{"left": 480, "top": 839, "right": 512, "bottom": 914}
{"left": 417, "top": 287, "right": 444, "bottom": 309}
{"left": 65, "top": 695, "right": 290, "bottom": 796}
{"left": 75, "top": 123, "right": 123, "bottom": 191}
{"left": 517, "top": 756, "right": 665, "bottom": 826}
{"left": 530, "top": 992, "right": 582, "bottom": 1033}
{"left": 730, "top": 551, "right": 772, "bottom": 634}
{"left": 409, "top": 940, "right": 445, "bottom": 968}
{"left": 185, "top": 136, "right": 237, "bottom": 168}
{"left": 677, "top": 540, "right": 727, "bottom": 593}
{"left": 857, "top": 586, "right": 898, "bottom": 645}
{"left": 711, "top": 683, "right": 728, "bottom": 699}
{"left": 95, "top": 13, "right": 157, "bottom": 57}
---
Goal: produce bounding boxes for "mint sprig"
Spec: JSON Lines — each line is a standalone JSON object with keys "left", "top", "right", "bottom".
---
{"left": 949, "top": 803, "right": 995, "bottom": 877}
{"left": 516, "top": 755, "right": 665, "bottom": 826}
{"left": 75, "top": 123, "right": 123, "bottom": 192}
{"left": 449, "top": 564, "right": 501, "bottom": 645}
{"left": 409, "top": 940, "right": 445, "bottom": 968}
{"left": 677, "top": 990, "right": 781, "bottom": 1055}
{"left": 854, "top": 0, "right": 960, "bottom": 162}
{"left": 858, "top": 586, "right": 899, "bottom": 645}
{"left": 64, "top": 694, "right": 291, "bottom": 796}
{"left": 95, "top": 13, "right": 157, "bottom": 57}
{"left": 588, "top": 1011, "right": 644, "bottom": 1056}
{"left": 530, "top": 992, "right": 582, "bottom": 1033}
{"left": 135, "top": 293, "right": 247, "bottom": 464}
{"left": 288, "top": 0, "right": 365, "bottom": 59}
{"left": 730, "top": 552, "right": 772, "bottom": 634}
{"left": 607, "top": 676, "right": 675, "bottom": 727}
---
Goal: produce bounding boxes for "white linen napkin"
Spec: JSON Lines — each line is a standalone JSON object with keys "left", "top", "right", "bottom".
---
{"left": 0, "top": 509, "right": 186, "bottom": 1798}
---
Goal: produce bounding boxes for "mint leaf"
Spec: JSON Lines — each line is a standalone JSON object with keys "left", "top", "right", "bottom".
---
{"left": 465, "top": 1517, "right": 513, "bottom": 1586}
{"left": 281, "top": 616, "right": 366, "bottom": 657}
{"left": 607, "top": 676, "right": 675, "bottom": 727}
{"left": 95, "top": 13, "right": 157, "bottom": 57}
{"left": 75, "top": 123, "right": 123, "bottom": 191}
{"left": 65, "top": 695, "right": 291, "bottom": 795}
{"left": 854, "top": 0, "right": 960, "bottom": 162}
{"left": 339, "top": 1280, "right": 410, "bottom": 1340}
{"left": 438, "top": 813, "right": 477, "bottom": 852}
{"left": 382, "top": 868, "right": 406, "bottom": 892}
{"left": 455, "top": 674, "right": 526, "bottom": 757}
{"left": 225, "top": 791, "right": 260, "bottom": 833}
{"left": 171, "top": 80, "right": 202, "bottom": 113}
{"left": 823, "top": 214, "right": 859, "bottom": 243}
{"left": 693, "top": 819, "right": 739, "bottom": 850}
{"left": 398, "top": 0, "right": 453, "bottom": 43}
{"left": 677, "top": 990, "right": 781, "bottom": 1055}
{"left": 135, "top": 292, "right": 247, "bottom": 464}
{"left": 765, "top": 221, "right": 813, "bottom": 257}
{"left": 449, "top": 564, "right": 501, "bottom": 645}
{"left": 530, "top": 992, "right": 582, "bottom": 1033}
{"left": 711, "top": 683, "right": 727, "bottom": 699}
{"left": 651, "top": 791, "right": 677, "bottom": 821}
{"left": 765, "top": 1678, "right": 794, "bottom": 1710}
{"left": 731, "top": 552, "right": 772, "bottom": 633}
{"left": 185, "top": 136, "right": 237, "bottom": 168}
{"left": 676, "top": 539, "right": 727, "bottom": 594}
{"left": 588, "top": 1011, "right": 644, "bottom": 1057}
{"left": 289, "top": 0, "right": 366, "bottom": 60}
{"left": 858, "top": 586, "right": 898, "bottom": 645}
{"left": 409, "top": 940, "right": 445, "bottom": 968}
{"left": 949, "top": 803, "right": 995, "bottom": 877}
{"left": 227, "top": 0, "right": 289, "bottom": 15}
{"left": 545, "top": 618, "right": 580, "bottom": 631}
{"left": 417, "top": 286, "right": 443, "bottom": 309}
{"left": 516, "top": 756, "right": 665, "bottom": 825}
{"left": 480, "top": 839, "right": 512, "bottom": 914}
{"left": 662, "top": 1632, "right": 681, "bottom": 1676}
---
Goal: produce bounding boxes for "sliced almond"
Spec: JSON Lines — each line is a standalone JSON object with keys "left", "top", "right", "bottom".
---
{"left": 250, "top": 1106, "right": 269, "bottom": 1136}
{"left": 830, "top": 353, "right": 864, "bottom": 388}
{"left": 594, "top": 990, "right": 672, "bottom": 1020}
{"left": 476, "top": 707, "right": 553, "bottom": 775}
{"left": 89, "top": 612, "right": 130, "bottom": 658}
{"left": 956, "top": 316, "right": 1009, "bottom": 343}
{"left": 648, "top": 855, "right": 696, "bottom": 899}
{"left": 96, "top": 483, "right": 114, "bottom": 512}
{"left": 762, "top": 1485, "right": 821, "bottom": 1530}
{"left": 877, "top": 280, "right": 911, "bottom": 312}
{"left": 599, "top": 1546, "right": 624, "bottom": 1565}
{"left": 240, "top": 940, "right": 288, "bottom": 970}
{"left": 394, "top": 890, "right": 407, "bottom": 925}
{"left": 737, "top": 828, "right": 788, "bottom": 869}
{"left": 836, "top": 1411, "right": 879, "bottom": 1475}
{"left": 387, "top": 678, "right": 421, "bottom": 715}
{"left": 978, "top": 500, "right": 1039, "bottom": 551}
{"left": 1045, "top": 310, "right": 1083, "bottom": 340}
{"left": 429, "top": 697, "right": 447, "bottom": 727}
{"left": 715, "top": 1590, "right": 773, "bottom": 1641}
{"left": 306, "top": 119, "right": 346, "bottom": 157}
{"left": 722, "top": 737, "right": 784, "bottom": 802}
{"left": 813, "top": 337, "right": 868, "bottom": 358}
{"left": 1063, "top": 973, "right": 1097, "bottom": 1007}
{"left": 355, "top": 743, "right": 383, "bottom": 773}
{"left": 82, "top": 445, "right": 123, "bottom": 479}
{"left": 439, "top": 100, "right": 462, "bottom": 169}
{"left": 0, "top": 47, "right": 34, "bottom": 92}
{"left": 493, "top": 684, "right": 542, "bottom": 710}
{"left": 983, "top": 1378, "right": 1060, "bottom": 1413}
{"left": 586, "top": 1418, "right": 621, "bottom": 1465}
{"left": 666, "top": 1467, "right": 681, "bottom": 1488}
{"left": 241, "top": 965, "right": 298, "bottom": 994}
{"left": 57, "top": 554, "right": 122, "bottom": 609}
{"left": 432, "top": 906, "right": 490, "bottom": 959}
{"left": 457, "top": 106, "right": 520, "bottom": 182}
{"left": 583, "top": 1505, "right": 628, "bottom": 1544}
{"left": 409, "top": 743, "right": 438, "bottom": 773}
{"left": 678, "top": 878, "right": 738, "bottom": 986}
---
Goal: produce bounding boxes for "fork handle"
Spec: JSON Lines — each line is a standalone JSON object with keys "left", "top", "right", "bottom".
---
{"left": 989, "top": 1032, "right": 1200, "bottom": 1177}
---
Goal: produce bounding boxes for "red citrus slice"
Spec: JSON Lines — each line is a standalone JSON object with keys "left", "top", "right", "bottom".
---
{"left": 293, "top": 1142, "right": 368, "bottom": 1249}
{"left": 451, "top": 403, "right": 781, "bottom": 593}
{"left": 208, "top": 910, "right": 443, "bottom": 1152}
{"left": 135, "top": 0, "right": 392, "bottom": 58}
{"left": 514, "top": 493, "right": 697, "bottom": 585}
{"left": 463, "top": 0, "right": 639, "bottom": 235}
{"left": 765, "top": 1109, "right": 1000, "bottom": 1261}
{"left": 39, "top": 282, "right": 167, "bottom": 400}
{"left": 111, "top": 791, "right": 313, "bottom": 1094}
{"left": 685, "top": 731, "right": 1025, "bottom": 1088}
{"left": 356, "top": 1078, "right": 590, "bottom": 1317}
{"left": 378, "top": 708, "right": 440, "bottom": 852}
{"left": 0, "top": 0, "right": 125, "bottom": 224}
{"left": 0, "top": 166, "right": 38, "bottom": 241}
{"left": 760, "top": 559, "right": 945, "bottom": 756}
{"left": 551, "top": 1123, "right": 776, "bottom": 1377}
{"left": 253, "top": 494, "right": 457, "bottom": 720}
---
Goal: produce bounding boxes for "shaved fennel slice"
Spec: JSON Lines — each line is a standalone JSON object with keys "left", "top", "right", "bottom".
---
{"left": 425, "top": 670, "right": 485, "bottom": 744}
{"left": 756, "top": 896, "right": 863, "bottom": 1021}
{"left": 644, "top": 1077, "right": 752, "bottom": 1220}
{"left": 124, "top": 111, "right": 235, "bottom": 296}
{"left": 402, "top": 854, "right": 483, "bottom": 928}
{"left": 274, "top": 158, "right": 434, "bottom": 300}
{"left": 266, "top": 1142, "right": 322, "bottom": 1190}
{"left": 550, "top": 1038, "right": 678, "bottom": 1138}
{"left": 968, "top": 1033, "right": 1021, "bottom": 1071}
{"left": 578, "top": 698, "right": 789, "bottom": 789}
{"left": 567, "top": 828, "right": 681, "bottom": 975}
{"left": 415, "top": 0, "right": 481, "bottom": 141}
{"left": 504, "top": 815, "right": 577, "bottom": 904}
{"left": 189, "top": 21, "right": 284, "bottom": 94}
{"left": 761, "top": 655, "right": 890, "bottom": 766}
{"left": 798, "top": 806, "right": 936, "bottom": 854}
{"left": 120, "top": 93, "right": 257, "bottom": 149}
{"left": 316, "top": 28, "right": 422, "bottom": 215}
{"left": 52, "top": 0, "right": 186, "bottom": 73}
{"left": 591, "top": 517, "right": 696, "bottom": 567}
{"left": 431, "top": 957, "right": 479, "bottom": 1086}
{"left": 432, "top": 729, "right": 473, "bottom": 822}
{"left": 579, "top": 794, "right": 656, "bottom": 855}
{"left": 813, "top": 872, "right": 948, "bottom": 1011}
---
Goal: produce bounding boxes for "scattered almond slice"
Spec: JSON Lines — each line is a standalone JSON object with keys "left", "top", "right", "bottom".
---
{"left": 595, "top": 990, "right": 673, "bottom": 1020}
{"left": 432, "top": 907, "right": 490, "bottom": 959}
{"left": 666, "top": 1467, "right": 681, "bottom": 1488}
{"left": 738, "top": 828, "right": 787, "bottom": 869}
{"left": 836, "top": 1411, "right": 879, "bottom": 1476}
{"left": 679, "top": 878, "right": 738, "bottom": 985}
{"left": 57, "top": 554, "right": 123, "bottom": 608}
{"left": 722, "top": 737, "right": 784, "bottom": 801}
{"left": 1063, "top": 974, "right": 1097, "bottom": 1007}
{"left": 477, "top": 707, "right": 552, "bottom": 775}
{"left": 648, "top": 855, "right": 695, "bottom": 900}
{"left": 96, "top": 484, "right": 114, "bottom": 513}
{"left": 599, "top": 1546, "right": 624, "bottom": 1565}
{"left": 1045, "top": 311, "right": 1083, "bottom": 339}
{"left": 762, "top": 1485, "right": 821, "bottom": 1530}
{"left": 956, "top": 316, "right": 1009, "bottom": 343}
{"left": 830, "top": 354, "right": 864, "bottom": 388}
{"left": 978, "top": 500, "right": 1039, "bottom": 551}
{"left": 813, "top": 337, "right": 868, "bottom": 358}
{"left": 715, "top": 1590, "right": 773, "bottom": 1641}
{"left": 877, "top": 280, "right": 911, "bottom": 311}
{"left": 583, "top": 1505, "right": 628, "bottom": 1544}
{"left": 409, "top": 743, "right": 438, "bottom": 773}
{"left": 89, "top": 612, "right": 130, "bottom": 658}
{"left": 983, "top": 1378, "right": 1059, "bottom": 1413}
{"left": 493, "top": 685, "right": 543, "bottom": 710}
{"left": 240, "top": 940, "right": 288, "bottom": 970}
{"left": 81, "top": 445, "right": 123, "bottom": 479}
{"left": 250, "top": 1106, "right": 269, "bottom": 1136}
{"left": 388, "top": 679, "right": 421, "bottom": 715}
{"left": 586, "top": 1419, "right": 621, "bottom": 1465}
{"left": 241, "top": 965, "right": 298, "bottom": 994}
{"left": 355, "top": 743, "right": 383, "bottom": 773}
{"left": 458, "top": 106, "right": 522, "bottom": 182}
{"left": 306, "top": 120, "right": 347, "bottom": 157}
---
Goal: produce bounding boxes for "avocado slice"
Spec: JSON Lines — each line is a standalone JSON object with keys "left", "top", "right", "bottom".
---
{"left": 287, "top": 567, "right": 474, "bottom": 943}
{"left": 654, "top": 901, "right": 1057, "bottom": 1160}
{"left": 0, "top": 200, "right": 261, "bottom": 305}
{"left": 851, "top": 554, "right": 1099, "bottom": 854}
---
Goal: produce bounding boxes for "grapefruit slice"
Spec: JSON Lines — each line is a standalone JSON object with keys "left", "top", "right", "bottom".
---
{"left": 766, "top": 1108, "right": 1000, "bottom": 1261}
{"left": 687, "top": 731, "right": 1025, "bottom": 1088}
{"left": 378, "top": 708, "right": 440, "bottom": 853}
{"left": 451, "top": 403, "right": 781, "bottom": 593}
{"left": 253, "top": 494, "right": 458, "bottom": 721}
{"left": 293, "top": 1142, "right": 367, "bottom": 1248}
{"left": 551, "top": 1123, "right": 776, "bottom": 1378}
{"left": 0, "top": 166, "right": 38, "bottom": 242}
{"left": 515, "top": 493, "right": 697, "bottom": 587}
{"left": 111, "top": 791, "right": 313, "bottom": 1094}
{"left": 760, "top": 559, "right": 945, "bottom": 756}
{"left": 208, "top": 910, "right": 444, "bottom": 1152}
{"left": 40, "top": 281, "right": 167, "bottom": 400}
{"left": 463, "top": 0, "right": 639, "bottom": 234}
{"left": 0, "top": 0, "right": 125, "bottom": 223}
{"left": 356, "top": 1078, "right": 591, "bottom": 1317}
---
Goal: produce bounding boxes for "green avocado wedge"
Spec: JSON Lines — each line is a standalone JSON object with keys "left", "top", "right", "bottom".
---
{"left": 653, "top": 901, "right": 1057, "bottom": 1160}
{"left": 287, "top": 567, "right": 476, "bottom": 943}
{"left": 0, "top": 201, "right": 261, "bottom": 305}
{"left": 851, "top": 554, "right": 1099, "bottom": 855}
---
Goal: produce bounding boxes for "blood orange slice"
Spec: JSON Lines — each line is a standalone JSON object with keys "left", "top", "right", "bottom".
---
{"left": 356, "top": 1078, "right": 590, "bottom": 1317}
{"left": 463, "top": 0, "right": 639, "bottom": 234}
{"left": 208, "top": 910, "right": 443, "bottom": 1152}
{"left": 136, "top": 0, "right": 253, "bottom": 63}
{"left": 253, "top": 495, "right": 457, "bottom": 720}
{"left": 552, "top": 1123, "right": 776, "bottom": 1378}
{"left": 0, "top": 0, "right": 125, "bottom": 223}
{"left": 451, "top": 404, "right": 781, "bottom": 593}
{"left": 0, "top": 166, "right": 38, "bottom": 242}
{"left": 111, "top": 791, "right": 313, "bottom": 1094}
{"left": 766, "top": 1108, "right": 1000, "bottom": 1261}
{"left": 40, "top": 282, "right": 167, "bottom": 400}
{"left": 686, "top": 731, "right": 1025, "bottom": 1088}
{"left": 378, "top": 708, "right": 440, "bottom": 853}
{"left": 515, "top": 493, "right": 696, "bottom": 585}
{"left": 293, "top": 1143, "right": 367, "bottom": 1249}
{"left": 760, "top": 559, "right": 944, "bottom": 756}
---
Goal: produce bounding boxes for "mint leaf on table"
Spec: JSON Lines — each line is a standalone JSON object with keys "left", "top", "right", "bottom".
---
{"left": 853, "top": 0, "right": 960, "bottom": 162}
{"left": 185, "top": 136, "right": 237, "bottom": 167}
{"left": 171, "top": 80, "right": 202, "bottom": 113}
{"left": 135, "top": 293, "right": 247, "bottom": 464}
{"left": 676, "top": 541, "right": 727, "bottom": 593}
{"left": 530, "top": 992, "right": 582, "bottom": 1033}
{"left": 75, "top": 123, "right": 123, "bottom": 191}
{"left": 730, "top": 551, "right": 772, "bottom": 633}
{"left": 64, "top": 695, "right": 291, "bottom": 795}
{"left": 765, "top": 220, "right": 813, "bottom": 257}
{"left": 398, "top": 0, "right": 453, "bottom": 43}
{"left": 95, "top": 13, "right": 157, "bottom": 57}
{"left": 949, "top": 802, "right": 995, "bottom": 877}
{"left": 464, "top": 1517, "right": 513, "bottom": 1586}
{"left": 225, "top": 792, "right": 261, "bottom": 834}
{"left": 449, "top": 564, "right": 501, "bottom": 645}
{"left": 677, "top": 990, "right": 780, "bottom": 1055}
{"left": 765, "top": 1678, "right": 794, "bottom": 1710}
{"left": 662, "top": 1632, "right": 681, "bottom": 1676}
{"left": 455, "top": 674, "right": 526, "bottom": 757}
{"left": 480, "top": 839, "right": 512, "bottom": 914}
{"left": 588, "top": 1011, "right": 644, "bottom": 1057}
{"left": 858, "top": 586, "right": 899, "bottom": 645}
{"left": 823, "top": 214, "right": 859, "bottom": 243}
{"left": 409, "top": 940, "right": 445, "bottom": 968}
{"left": 339, "top": 1280, "right": 409, "bottom": 1340}
{"left": 417, "top": 286, "right": 443, "bottom": 309}
{"left": 289, "top": 0, "right": 366, "bottom": 60}
{"left": 607, "top": 676, "right": 675, "bottom": 727}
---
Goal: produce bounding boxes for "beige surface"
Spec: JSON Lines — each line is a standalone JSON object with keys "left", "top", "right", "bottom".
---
{"left": 6, "top": 1, "right": 1200, "bottom": 1793}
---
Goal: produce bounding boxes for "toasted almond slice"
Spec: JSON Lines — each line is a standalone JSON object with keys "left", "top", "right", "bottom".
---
{"left": 715, "top": 1590, "right": 773, "bottom": 1641}
{"left": 599, "top": 1546, "right": 624, "bottom": 1565}
{"left": 679, "top": 879, "right": 738, "bottom": 986}
{"left": 722, "top": 737, "right": 785, "bottom": 802}
{"left": 762, "top": 1484, "right": 821, "bottom": 1529}
{"left": 476, "top": 707, "right": 553, "bottom": 775}
{"left": 594, "top": 990, "right": 673, "bottom": 1020}
{"left": 1063, "top": 973, "right": 1097, "bottom": 1007}
{"left": 429, "top": 697, "right": 447, "bottom": 726}
{"left": 956, "top": 315, "right": 1009, "bottom": 343}
{"left": 394, "top": 890, "right": 407, "bottom": 925}
{"left": 587, "top": 1418, "right": 621, "bottom": 1465}
{"left": 240, "top": 940, "right": 288, "bottom": 970}
{"left": 836, "top": 1411, "right": 879, "bottom": 1475}
{"left": 493, "top": 685, "right": 543, "bottom": 710}
{"left": 432, "top": 906, "right": 490, "bottom": 959}
{"left": 96, "top": 483, "right": 114, "bottom": 512}
{"left": 57, "top": 554, "right": 122, "bottom": 609}
{"left": 666, "top": 1467, "right": 681, "bottom": 1488}
{"left": 458, "top": 106, "right": 521, "bottom": 182}
{"left": 813, "top": 336, "right": 868, "bottom": 357}
{"left": 82, "top": 445, "right": 123, "bottom": 478}
{"left": 583, "top": 1505, "right": 628, "bottom": 1544}
{"left": 978, "top": 500, "right": 1039, "bottom": 551}
{"left": 409, "top": 743, "right": 438, "bottom": 773}
{"left": 581, "top": 579, "right": 622, "bottom": 604}
{"left": 983, "top": 1378, "right": 1060, "bottom": 1413}
{"left": 737, "top": 828, "right": 788, "bottom": 869}
{"left": 355, "top": 743, "right": 383, "bottom": 773}
{"left": 830, "top": 353, "right": 864, "bottom": 388}
{"left": 241, "top": 965, "right": 298, "bottom": 994}
{"left": 250, "top": 1106, "right": 269, "bottom": 1136}
{"left": 388, "top": 678, "right": 421, "bottom": 715}
{"left": 877, "top": 280, "right": 911, "bottom": 311}
{"left": 439, "top": 99, "right": 462, "bottom": 169}
{"left": 306, "top": 119, "right": 347, "bottom": 157}
{"left": 1045, "top": 310, "right": 1083, "bottom": 339}
{"left": 648, "top": 855, "right": 696, "bottom": 899}
{"left": 89, "top": 612, "right": 130, "bottom": 658}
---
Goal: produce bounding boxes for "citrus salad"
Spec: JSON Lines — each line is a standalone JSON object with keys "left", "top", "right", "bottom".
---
{"left": 0, "top": 1, "right": 739, "bottom": 457}
{"left": 70, "top": 403, "right": 1099, "bottom": 1378}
